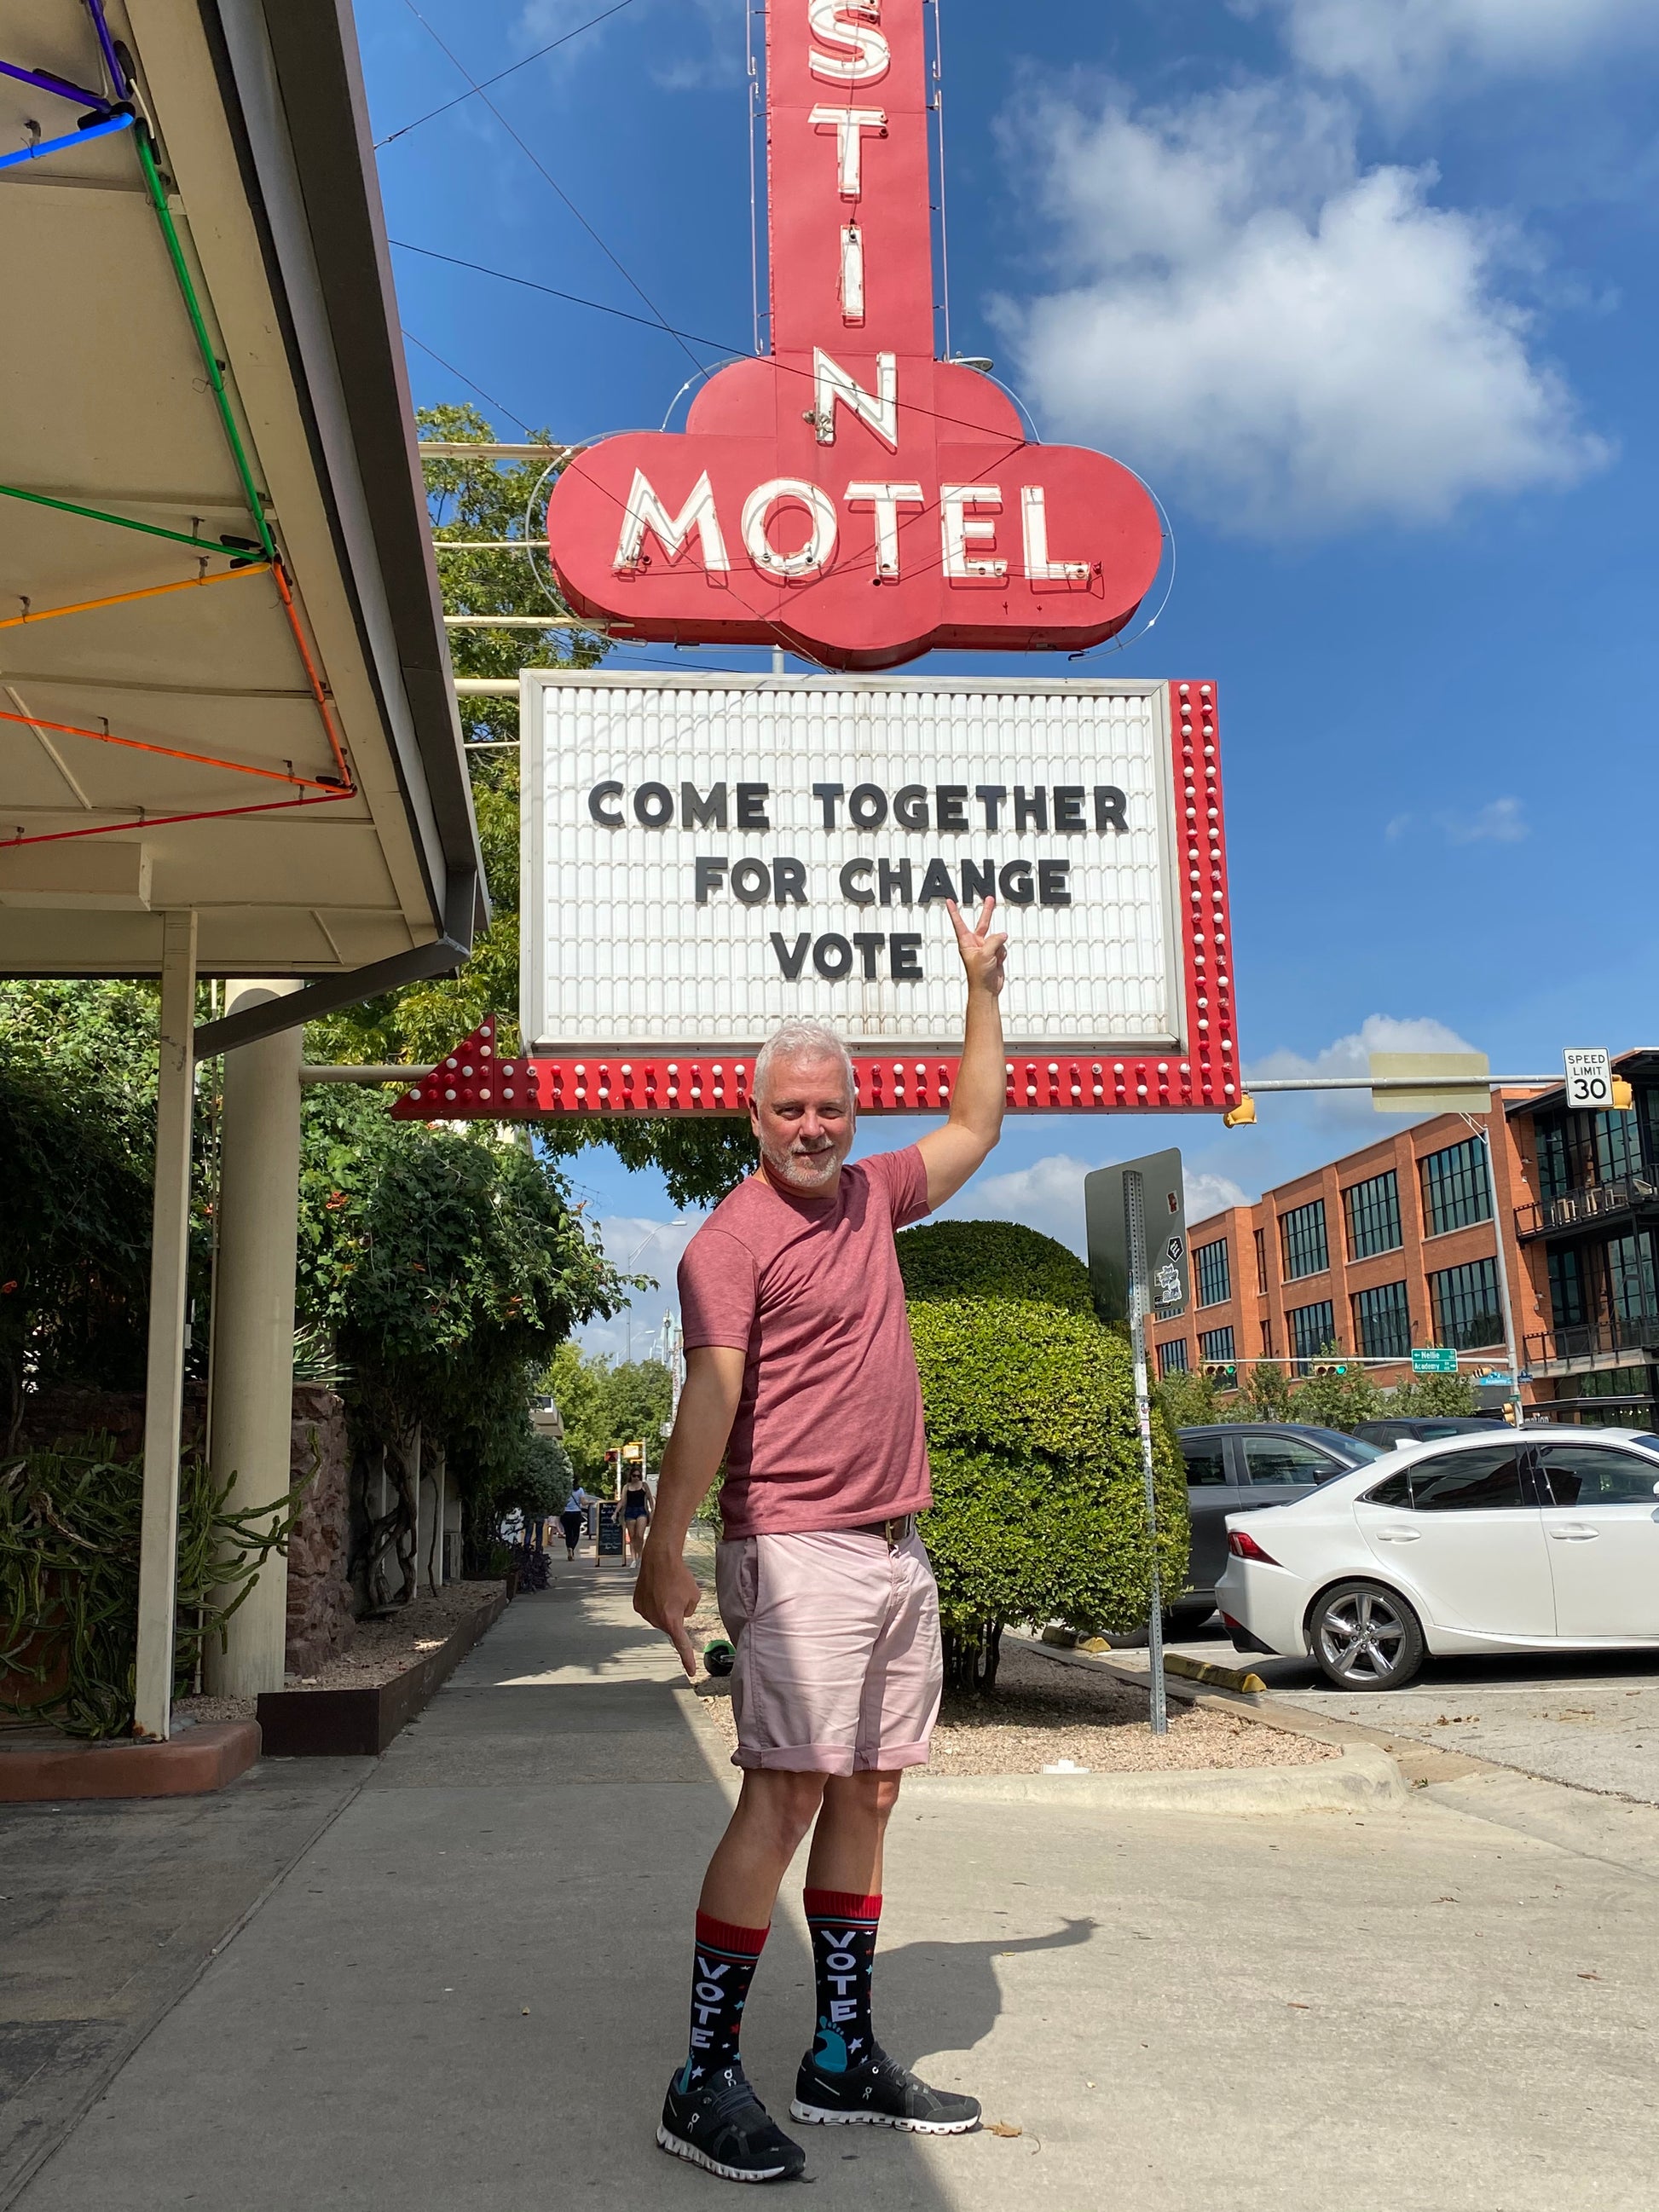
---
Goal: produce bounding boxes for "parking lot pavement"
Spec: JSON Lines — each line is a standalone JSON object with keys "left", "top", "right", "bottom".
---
{"left": 1142, "top": 1619, "right": 1659, "bottom": 1805}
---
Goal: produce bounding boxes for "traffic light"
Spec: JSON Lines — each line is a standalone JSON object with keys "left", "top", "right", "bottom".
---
{"left": 1223, "top": 1094, "right": 1257, "bottom": 1129}
{"left": 1204, "top": 1361, "right": 1238, "bottom": 1386}
{"left": 1612, "top": 1076, "right": 1635, "bottom": 1111}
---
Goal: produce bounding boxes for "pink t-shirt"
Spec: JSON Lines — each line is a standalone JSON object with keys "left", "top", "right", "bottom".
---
{"left": 677, "top": 1146, "right": 934, "bottom": 1539}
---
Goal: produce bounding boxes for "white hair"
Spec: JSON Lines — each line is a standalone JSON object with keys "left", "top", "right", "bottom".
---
{"left": 752, "top": 1019, "right": 856, "bottom": 1108}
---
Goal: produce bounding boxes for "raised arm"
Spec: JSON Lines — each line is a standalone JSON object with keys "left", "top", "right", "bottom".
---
{"left": 916, "top": 897, "right": 1009, "bottom": 1210}
{"left": 633, "top": 1345, "right": 745, "bottom": 1675}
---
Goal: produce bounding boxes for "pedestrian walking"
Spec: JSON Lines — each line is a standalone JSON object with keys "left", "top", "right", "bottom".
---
{"left": 634, "top": 897, "right": 1008, "bottom": 2183}
{"left": 560, "top": 1482, "right": 597, "bottom": 1560}
{"left": 621, "top": 1465, "right": 651, "bottom": 1568}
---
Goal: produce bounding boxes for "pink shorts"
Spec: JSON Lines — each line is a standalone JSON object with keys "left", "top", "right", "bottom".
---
{"left": 714, "top": 1528, "right": 944, "bottom": 1775}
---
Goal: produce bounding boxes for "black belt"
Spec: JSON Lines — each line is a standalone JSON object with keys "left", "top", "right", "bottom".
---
{"left": 853, "top": 1514, "right": 916, "bottom": 1548}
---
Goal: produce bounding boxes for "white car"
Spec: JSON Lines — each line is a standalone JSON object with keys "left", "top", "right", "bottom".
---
{"left": 1214, "top": 1425, "right": 1659, "bottom": 1690}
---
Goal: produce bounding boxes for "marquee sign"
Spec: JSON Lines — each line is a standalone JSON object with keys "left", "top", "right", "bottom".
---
{"left": 391, "top": 671, "right": 1237, "bottom": 1122}
{"left": 542, "top": 2, "right": 1162, "bottom": 670}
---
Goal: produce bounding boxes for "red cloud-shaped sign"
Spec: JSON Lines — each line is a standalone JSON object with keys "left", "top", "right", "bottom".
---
{"left": 546, "top": 2, "right": 1162, "bottom": 672}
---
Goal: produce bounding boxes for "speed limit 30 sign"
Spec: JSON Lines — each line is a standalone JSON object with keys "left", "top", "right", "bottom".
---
{"left": 1564, "top": 1048, "right": 1612, "bottom": 1109}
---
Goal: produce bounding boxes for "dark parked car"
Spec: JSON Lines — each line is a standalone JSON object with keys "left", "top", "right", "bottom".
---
{"left": 1172, "top": 1424, "right": 1385, "bottom": 1625}
{"left": 1350, "top": 1416, "right": 1503, "bottom": 1449}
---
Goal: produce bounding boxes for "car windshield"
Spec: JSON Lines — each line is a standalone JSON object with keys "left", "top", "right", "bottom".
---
{"left": 1300, "top": 1429, "right": 1385, "bottom": 1464}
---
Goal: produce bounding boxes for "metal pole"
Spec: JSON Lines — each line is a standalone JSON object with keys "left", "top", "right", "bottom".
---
{"left": 133, "top": 911, "right": 199, "bottom": 1742}
{"left": 1123, "top": 1169, "right": 1168, "bottom": 1735}
{"left": 1478, "top": 1123, "right": 1526, "bottom": 1428}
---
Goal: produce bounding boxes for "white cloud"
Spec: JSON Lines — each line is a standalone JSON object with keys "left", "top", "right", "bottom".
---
{"left": 1439, "top": 796, "right": 1529, "bottom": 844}
{"left": 513, "top": 0, "right": 741, "bottom": 86}
{"left": 997, "top": 80, "right": 1608, "bottom": 537}
{"left": 940, "top": 1152, "right": 1095, "bottom": 1256}
{"left": 1257, "top": 0, "right": 1657, "bottom": 108}
{"left": 575, "top": 1212, "right": 701, "bottom": 1362}
{"left": 1185, "top": 1169, "right": 1251, "bottom": 1228}
{"left": 1249, "top": 1011, "right": 1478, "bottom": 1083}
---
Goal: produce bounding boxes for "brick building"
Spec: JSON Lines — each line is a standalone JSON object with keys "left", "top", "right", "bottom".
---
{"left": 1153, "top": 1052, "right": 1659, "bottom": 1429}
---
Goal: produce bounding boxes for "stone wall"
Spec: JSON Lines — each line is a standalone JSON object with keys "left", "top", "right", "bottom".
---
{"left": 286, "top": 1389, "right": 356, "bottom": 1673}
{"left": 13, "top": 1383, "right": 356, "bottom": 1674}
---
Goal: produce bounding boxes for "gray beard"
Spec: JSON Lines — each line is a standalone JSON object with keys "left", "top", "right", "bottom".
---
{"left": 761, "top": 1138, "right": 842, "bottom": 1193}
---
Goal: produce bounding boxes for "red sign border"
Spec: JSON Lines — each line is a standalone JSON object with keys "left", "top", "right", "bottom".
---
{"left": 394, "top": 679, "right": 1237, "bottom": 1120}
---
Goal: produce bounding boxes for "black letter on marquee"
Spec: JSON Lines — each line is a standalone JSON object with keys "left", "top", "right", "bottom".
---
{"left": 852, "top": 933, "right": 885, "bottom": 979}
{"left": 588, "top": 781, "right": 624, "bottom": 828}
{"left": 893, "top": 785, "right": 929, "bottom": 830}
{"left": 1094, "top": 785, "right": 1128, "bottom": 834}
{"left": 960, "top": 858, "right": 995, "bottom": 906}
{"left": 772, "top": 858, "right": 807, "bottom": 904}
{"left": 634, "top": 782, "right": 675, "bottom": 828}
{"left": 682, "top": 782, "right": 728, "bottom": 830}
{"left": 976, "top": 784, "right": 1008, "bottom": 830}
{"left": 813, "top": 933, "right": 853, "bottom": 980}
{"left": 1013, "top": 786, "right": 1048, "bottom": 834}
{"left": 736, "top": 783, "right": 772, "bottom": 829}
{"left": 1038, "top": 858, "right": 1072, "bottom": 906}
{"left": 812, "top": 782, "right": 846, "bottom": 829}
{"left": 877, "top": 858, "right": 913, "bottom": 907}
{"left": 934, "top": 784, "right": 968, "bottom": 832}
{"left": 998, "top": 859, "right": 1035, "bottom": 905}
{"left": 1052, "top": 786, "right": 1085, "bottom": 832}
{"left": 772, "top": 933, "right": 811, "bottom": 980}
{"left": 730, "top": 859, "right": 771, "bottom": 905}
{"left": 839, "top": 859, "right": 875, "bottom": 905}
{"left": 917, "top": 858, "right": 957, "bottom": 904}
{"left": 849, "top": 783, "right": 888, "bottom": 829}
{"left": 695, "top": 857, "right": 728, "bottom": 903}
{"left": 889, "top": 933, "right": 922, "bottom": 979}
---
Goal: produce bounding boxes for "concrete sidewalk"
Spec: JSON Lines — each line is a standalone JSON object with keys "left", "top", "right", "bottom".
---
{"left": 12, "top": 1561, "right": 1659, "bottom": 2210}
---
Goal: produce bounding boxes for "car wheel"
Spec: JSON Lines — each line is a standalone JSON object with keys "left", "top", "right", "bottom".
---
{"left": 1309, "top": 1581, "right": 1425, "bottom": 1691}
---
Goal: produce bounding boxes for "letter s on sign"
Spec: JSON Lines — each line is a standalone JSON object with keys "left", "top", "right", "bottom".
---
{"left": 808, "top": 0, "right": 890, "bottom": 86}
{"left": 588, "top": 781, "right": 623, "bottom": 828}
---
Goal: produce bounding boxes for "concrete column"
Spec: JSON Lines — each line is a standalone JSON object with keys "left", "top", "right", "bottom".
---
{"left": 204, "top": 981, "right": 303, "bottom": 1699}
{"left": 134, "top": 911, "right": 199, "bottom": 1743}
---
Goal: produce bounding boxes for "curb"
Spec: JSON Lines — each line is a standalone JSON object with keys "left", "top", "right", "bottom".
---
{"left": 0, "top": 1719, "right": 261, "bottom": 1803}
{"left": 905, "top": 1743, "right": 1408, "bottom": 1815}
{"left": 1163, "top": 1652, "right": 1267, "bottom": 1695}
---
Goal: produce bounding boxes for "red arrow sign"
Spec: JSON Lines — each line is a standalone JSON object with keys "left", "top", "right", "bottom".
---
{"left": 546, "top": 2, "right": 1162, "bottom": 671}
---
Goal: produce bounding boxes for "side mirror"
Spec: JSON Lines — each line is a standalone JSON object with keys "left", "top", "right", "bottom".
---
{"left": 1652, "top": 1480, "right": 1659, "bottom": 1500}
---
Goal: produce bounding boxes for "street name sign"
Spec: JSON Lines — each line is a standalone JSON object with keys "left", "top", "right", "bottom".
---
{"left": 545, "top": 1, "right": 1161, "bottom": 668}
{"left": 1564, "top": 1048, "right": 1612, "bottom": 1110}
{"left": 1412, "top": 1347, "right": 1459, "bottom": 1376}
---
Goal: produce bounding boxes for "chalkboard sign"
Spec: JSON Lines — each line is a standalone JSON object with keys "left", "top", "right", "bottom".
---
{"left": 596, "top": 1503, "right": 624, "bottom": 1557}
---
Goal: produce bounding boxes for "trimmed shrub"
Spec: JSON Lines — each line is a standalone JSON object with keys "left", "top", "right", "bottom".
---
{"left": 899, "top": 1222, "right": 1188, "bottom": 1690}
{"left": 897, "top": 1218, "right": 1095, "bottom": 1316}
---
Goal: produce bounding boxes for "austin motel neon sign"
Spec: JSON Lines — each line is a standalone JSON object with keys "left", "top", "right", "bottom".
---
{"left": 546, "top": 2, "right": 1164, "bottom": 671}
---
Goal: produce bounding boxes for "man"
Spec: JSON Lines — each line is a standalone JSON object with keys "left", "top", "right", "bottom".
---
{"left": 635, "top": 896, "right": 1008, "bottom": 2183}
{"left": 560, "top": 1480, "right": 598, "bottom": 1561}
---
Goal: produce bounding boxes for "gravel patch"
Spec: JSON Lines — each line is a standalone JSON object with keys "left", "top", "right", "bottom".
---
{"left": 694, "top": 1638, "right": 1338, "bottom": 1776}
{"left": 173, "top": 1581, "right": 507, "bottom": 1729}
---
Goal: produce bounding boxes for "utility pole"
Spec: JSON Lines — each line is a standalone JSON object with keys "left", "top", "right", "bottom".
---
{"left": 1123, "top": 1168, "right": 1170, "bottom": 1736}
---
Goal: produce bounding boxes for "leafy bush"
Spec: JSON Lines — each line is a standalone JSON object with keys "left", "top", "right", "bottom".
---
{"left": 1386, "top": 1372, "right": 1480, "bottom": 1416}
{"left": 1155, "top": 1366, "right": 1225, "bottom": 1428}
{"left": 899, "top": 1222, "right": 1187, "bottom": 1690}
{"left": 1289, "top": 1363, "right": 1384, "bottom": 1431}
{"left": 897, "top": 1217, "right": 1095, "bottom": 1315}
{"left": 0, "top": 1435, "right": 303, "bottom": 1737}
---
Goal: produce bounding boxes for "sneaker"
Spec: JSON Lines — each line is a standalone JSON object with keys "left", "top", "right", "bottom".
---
{"left": 658, "top": 2063, "right": 807, "bottom": 2183}
{"left": 791, "top": 2042, "right": 981, "bottom": 2135}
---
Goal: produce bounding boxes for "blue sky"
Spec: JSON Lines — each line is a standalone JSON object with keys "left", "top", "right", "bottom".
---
{"left": 360, "top": 0, "right": 1659, "bottom": 1353}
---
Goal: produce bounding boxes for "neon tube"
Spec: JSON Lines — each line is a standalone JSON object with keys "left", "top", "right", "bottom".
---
{"left": 0, "top": 58, "right": 113, "bottom": 107}
{"left": 82, "top": 0, "right": 130, "bottom": 101}
{"left": 0, "top": 561, "right": 269, "bottom": 633}
{"left": 0, "top": 110, "right": 133, "bottom": 172}
{"left": 0, "top": 482, "right": 262, "bottom": 554}
{"left": 0, "top": 787, "right": 356, "bottom": 852}
{"left": 0, "top": 703, "right": 344, "bottom": 791}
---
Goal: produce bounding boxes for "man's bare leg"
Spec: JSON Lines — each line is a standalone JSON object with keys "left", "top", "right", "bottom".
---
{"left": 698, "top": 1770, "right": 827, "bottom": 1925}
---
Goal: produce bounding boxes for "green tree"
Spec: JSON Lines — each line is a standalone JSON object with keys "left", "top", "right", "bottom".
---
{"left": 545, "top": 1343, "right": 673, "bottom": 1488}
{"left": 897, "top": 1222, "right": 1187, "bottom": 1692}
{"left": 1385, "top": 1372, "right": 1480, "bottom": 1416}
{"left": 305, "top": 406, "right": 754, "bottom": 1209}
{"left": 1245, "top": 1360, "right": 1296, "bottom": 1419}
{"left": 1291, "top": 1360, "right": 1384, "bottom": 1432}
{"left": 1155, "top": 1366, "right": 1224, "bottom": 1428}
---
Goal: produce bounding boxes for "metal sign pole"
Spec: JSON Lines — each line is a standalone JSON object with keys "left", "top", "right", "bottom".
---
{"left": 1477, "top": 1123, "right": 1525, "bottom": 1428}
{"left": 1123, "top": 1169, "right": 1169, "bottom": 1736}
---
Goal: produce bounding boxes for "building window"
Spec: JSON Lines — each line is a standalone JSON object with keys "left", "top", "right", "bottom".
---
{"left": 1194, "top": 1239, "right": 1230, "bottom": 1308}
{"left": 1280, "top": 1198, "right": 1329, "bottom": 1281}
{"left": 1548, "top": 1247, "right": 1585, "bottom": 1329}
{"left": 1287, "top": 1300, "right": 1337, "bottom": 1372}
{"left": 1344, "top": 1170, "right": 1402, "bottom": 1260}
{"left": 1353, "top": 1279, "right": 1412, "bottom": 1360}
{"left": 1430, "top": 1258, "right": 1503, "bottom": 1350}
{"left": 1596, "top": 1109, "right": 1642, "bottom": 1187}
{"left": 1608, "top": 1230, "right": 1658, "bottom": 1324}
{"left": 1419, "top": 1139, "right": 1492, "bottom": 1238}
{"left": 1261, "top": 1317, "right": 1275, "bottom": 1360}
{"left": 1199, "top": 1325, "right": 1236, "bottom": 1367}
{"left": 1253, "top": 1227, "right": 1268, "bottom": 1293}
{"left": 1157, "top": 1338, "right": 1189, "bottom": 1378}
{"left": 1534, "top": 1114, "right": 1570, "bottom": 1203}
